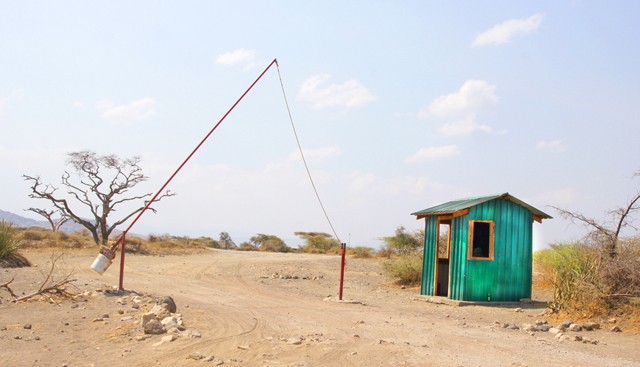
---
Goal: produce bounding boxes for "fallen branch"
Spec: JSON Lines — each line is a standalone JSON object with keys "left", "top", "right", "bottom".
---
{"left": 13, "top": 253, "right": 78, "bottom": 303}
{"left": 14, "top": 277, "right": 77, "bottom": 303}
{"left": 0, "top": 276, "right": 17, "bottom": 298}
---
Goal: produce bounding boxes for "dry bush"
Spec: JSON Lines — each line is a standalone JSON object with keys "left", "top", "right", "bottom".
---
{"left": 135, "top": 235, "right": 208, "bottom": 255}
{"left": 349, "top": 246, "right": 375, "bottom": 258}
{"left": 20, "top": 227, "right": 48, "bottom": 241}
{"left": 536, "top": 236, "right": 640, "bottom": 317}
{"left": 123, "top": 236, "right": 148, "bottom": 254}
{"left": 384, "top": 253, "right": 423, "bottom": 285}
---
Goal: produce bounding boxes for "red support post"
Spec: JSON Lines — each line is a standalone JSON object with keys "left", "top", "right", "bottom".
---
{"left": 339, "top": 243, "right": 346, "bottom": 300}
{"left": 118, "top": 233, "right": 126, "bottom": 291}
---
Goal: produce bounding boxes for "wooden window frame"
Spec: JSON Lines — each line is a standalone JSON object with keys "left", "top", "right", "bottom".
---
{"left": 467, "top": 220, "right": 495, "bottom": 261}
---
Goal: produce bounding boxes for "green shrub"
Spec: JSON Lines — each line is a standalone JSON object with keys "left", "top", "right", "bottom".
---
{"left": 295, "top": 232, "right": 341, "bottom": 254}
{"left": 0, "top": 221, "right": 22, "bottom": 258}
{"left": 384, "top": 254, "right": 423, "bottom": 285}
{"left": 237, "top": 242, "right": 258, "bottom": 251}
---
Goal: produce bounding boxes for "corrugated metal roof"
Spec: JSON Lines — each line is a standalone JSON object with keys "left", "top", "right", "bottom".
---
{"left": 411, "top": 192, "right": 552, "bottom": 219}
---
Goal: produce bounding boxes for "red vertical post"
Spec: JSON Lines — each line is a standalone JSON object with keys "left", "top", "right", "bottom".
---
{"left": 339, "top": 242, "right": 346, "bottom": 300}
{"left": 118, "top": 235, "right": 126, "bottom": 291}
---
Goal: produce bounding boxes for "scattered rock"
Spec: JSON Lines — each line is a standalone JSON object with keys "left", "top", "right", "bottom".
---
{"left": 548, "top": 327, "right": 562, "bottom": 334}
{"left": 569, "top": 324, "right": 582, "bottom": 332}
{"left": 161, "top": 315, "right": 185, "bottom": 331}
{"left": 514, "top": 308, "right": 523, "bottom": 313}
{"left": 144, "top": 319, "right": 166, "bottom": 335}
{"left": 286, "top": 337, "right": 303, "bottom": 345}
{"left": 23, "top": 324, "right": 32, "bottom": 330}
{"left": 188, "top": 352, "right": 205, "bottom": 360}
{"left": 611, "top": 326, "right": 622, "bottom": 332}
{"left": 522, "top": 324, "right": 538, "bottom": 332}
{"left": 182, "top": 330, "right": 202, "bottom": 339}
{"left": 561, "top": 320, "right": 574, "bottom": 328}
{"left": 160, "top": 334, "right": 176, "bottom": 343}
{"left": 537, "top": 324, "right": 552, "bottom": 332}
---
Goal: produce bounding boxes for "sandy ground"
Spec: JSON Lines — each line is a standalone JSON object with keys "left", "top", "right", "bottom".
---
{"left": 1, "top": 249, "right": 639, "bottom": 367}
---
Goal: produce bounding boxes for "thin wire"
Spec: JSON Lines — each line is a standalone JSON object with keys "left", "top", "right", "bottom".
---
{"left": 275, "top": 61, "right": 341, "bottom": 243}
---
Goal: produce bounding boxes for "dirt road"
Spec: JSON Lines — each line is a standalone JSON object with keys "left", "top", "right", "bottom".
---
{"left": 1, "top": 249, "right": 638, "bottom": 366}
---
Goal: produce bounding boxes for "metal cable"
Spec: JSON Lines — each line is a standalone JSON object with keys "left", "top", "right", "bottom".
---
{"left": 274, "top": 60, "right": 341, "bottom": 243}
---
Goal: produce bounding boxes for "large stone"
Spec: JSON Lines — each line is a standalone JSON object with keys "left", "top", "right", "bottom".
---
{"left": 144, "top": 319, "right": 166, "bottom": 335}
{"left": 156, "top": 296, "right": 177, "bottom": 313}
{"left": 161, "top": 316, "right": 185, "bottom": 331}
{"left": 150, "top": 305, "right": 171, "bottom": 320}
{"left": 141, "top": 312, "right": 157, "bottom": 327}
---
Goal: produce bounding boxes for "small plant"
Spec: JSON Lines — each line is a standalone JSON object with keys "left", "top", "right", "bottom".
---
{"left": 0, "top": 221, "right": 22, "bottom": 258}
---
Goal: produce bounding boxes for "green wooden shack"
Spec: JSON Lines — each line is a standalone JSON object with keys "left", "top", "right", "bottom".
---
{"left": 411, "top": 193, "right": 551, "bottom": 302}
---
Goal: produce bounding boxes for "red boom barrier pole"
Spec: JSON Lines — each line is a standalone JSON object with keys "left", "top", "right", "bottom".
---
{"left": 114, "top": 58, "right": 279, "bottom": 291}
{"left": 339, "top": 243, "right": 346, "bottom": 300}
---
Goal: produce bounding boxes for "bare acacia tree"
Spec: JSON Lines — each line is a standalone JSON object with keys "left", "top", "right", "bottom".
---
{"left": 551, "top": 170, "right": 640, "bottom": 257}
{"left": 24, "top": 150, "right": 175, "bottom": 247}
{"left": 25, "top": 208, "right": 70, "bottom": 232}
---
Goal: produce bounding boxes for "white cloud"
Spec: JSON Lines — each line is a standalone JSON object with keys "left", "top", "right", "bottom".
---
{"left": 0, "top": 97, "right": 5, "bottom": 114}
{"left": 288, "top": 145, "right": 341, "bottom": 162}
{"left": 299, "top": 74, "right": 377, "bottom": 109}
{"left": 472, "top": 13, "right": 544, "bottom": 47}
{"left": 536, "top": 139, "right": 568, "bottom": 152}
{"left": 406, "top": 145, "right": 461, "bottom": 163}
{"left": 420, "top": 80, "right": 498, "bottom": 118}
{"left": 419, "top": 80, "right": 498, "bottom": 136}
{"left": 95, "top": 97, "right": 158, "bottom": 125}
{"left": 72, "top": 101, "right": 84, "bottom": 108}
{"left": 216, "top": 48, "right": 257, "bottom": 66}
{"left": 439, "top": 116, "right": 492, "bottom": 136}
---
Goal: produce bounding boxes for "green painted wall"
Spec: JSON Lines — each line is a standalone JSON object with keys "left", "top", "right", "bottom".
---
{"left": 420, "top": 216, "right": 437, "bottom": 295}
{"left": 420, "top": 198, "right": 533, "bottom": 302}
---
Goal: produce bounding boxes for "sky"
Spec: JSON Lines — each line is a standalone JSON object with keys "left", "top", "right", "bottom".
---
{"left": 1, "top": 1, "right": 639, "bottom": 250}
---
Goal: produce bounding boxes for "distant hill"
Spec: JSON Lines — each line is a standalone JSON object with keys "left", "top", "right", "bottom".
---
{"left": 0, "top": 209, "right": 87, "bottom": 234}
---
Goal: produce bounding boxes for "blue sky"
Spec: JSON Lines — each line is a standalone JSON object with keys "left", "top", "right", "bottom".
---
{"left": 1, "top": 1, "right": 639, "bottom": 250}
